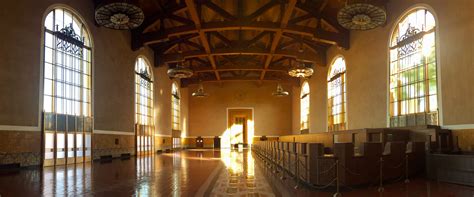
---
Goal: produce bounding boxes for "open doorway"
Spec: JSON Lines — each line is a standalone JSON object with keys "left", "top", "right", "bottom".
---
{"left": 225, "top": 108, "right": 254, "bottom": 149}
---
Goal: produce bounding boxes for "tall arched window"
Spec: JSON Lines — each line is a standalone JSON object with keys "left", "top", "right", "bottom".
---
{"left": 171, "top": 82, "right": 181, "bottom": 149}
{"left": 328, "top": 57, "right": 347, "bottom": 131}
{"left": 300, "top": 81, "right": 310, "bottom": 132}
{"left": 135, "top": 57, "right": 154, "bottom": 155}
{"left": 389, "top": 8, "right": 438, "bottom": 127}
{"left": 42, "top": 8, "right": 92, "bottom": 166}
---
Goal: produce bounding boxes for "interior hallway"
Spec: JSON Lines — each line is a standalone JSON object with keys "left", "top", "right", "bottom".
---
{"left": 1, "top": 149, "right": 473, "bottom": 197}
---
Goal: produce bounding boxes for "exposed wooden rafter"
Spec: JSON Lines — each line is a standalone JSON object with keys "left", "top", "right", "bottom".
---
{"left": 158, "top": 46, "right": 324, "bottom": 66}
{"left": 260, "top": 0, "right": 296, "bottom": 81}
{"left": 181, "top": 76, "right": 299, "bottom": 87}
{"left": 139, "top": 20, "right": 346, "bottom": 49}
{"left": 120, "top": 0, "right": 374, "bottom": 85}
{"left": 185, "top": 0, "right": 220, "bottom": 80}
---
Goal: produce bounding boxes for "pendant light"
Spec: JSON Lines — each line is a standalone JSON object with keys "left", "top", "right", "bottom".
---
{"left": 167, "top": 45, "right": 194, "bottom": 78}
{"left": 288, "top": 44, "right": 314, "bottom": 78}
{"left": 337, "top": 1, "right": 387, "bottom": 31}
{"left": 95, "top": 0, "right": 145, "bottom": 30}
{"left": 272, "top": 83, "right": 289, "bottom": 97}
{"left": 192, "top": 82, "right": 208, "bottom": 98}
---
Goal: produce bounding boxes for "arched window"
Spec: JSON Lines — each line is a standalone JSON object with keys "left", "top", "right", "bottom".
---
{"left": 389, "top": 8, "right": 438, "bottom": 127}
{"left": 328, "top": 57, "right": 347, "bottom": 131}
{"left": 135, "top": 57, "right": 154, "bottom": 155}
{"left": 171, "top": 82, "right": 181, "bottom": 149}
{"left": 42, "top": 8, "right": 92, "bottom": 166}
{"left": 300, "top": 81, "right": 310, "bottom": 132}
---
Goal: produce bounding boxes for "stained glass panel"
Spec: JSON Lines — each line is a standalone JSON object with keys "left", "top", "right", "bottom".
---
{"left": 389, "top": 8, "right": 438, "bottom": 127}
{"left": 300, "top": 81, "right": 310, "bottom": 131}
{"left": 328, "top": 57, "right": 346, "bottom": 131}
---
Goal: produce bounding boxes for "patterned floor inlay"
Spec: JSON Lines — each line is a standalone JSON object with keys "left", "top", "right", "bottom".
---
{"left": 208, "top": 149, "right": 277, "bottom": 197}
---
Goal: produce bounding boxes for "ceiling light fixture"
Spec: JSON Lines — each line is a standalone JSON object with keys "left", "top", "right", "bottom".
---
{"left": 288, "top": 45, "right": 314, "bottom": 78}
{"left": 167, "top": 45, "right": 194, "bottom": 78}
{"left": 192, "top": 83, "right": 209, "bottom": 98}
{"left": 167, "top": 61, "right": 194, "bottom": 79}
{"left": 337, "top": 3, "right": 387, "bottom": 31}
{"left": 272, "top": 83, "right": 289, "bottom": 97}
{"left": 95, "top": 1, "right": 145, "bottom": 30}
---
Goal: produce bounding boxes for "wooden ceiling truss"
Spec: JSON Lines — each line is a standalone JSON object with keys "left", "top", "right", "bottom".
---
{"left": 126, "top": 0, "right": 359, "bottom": 87}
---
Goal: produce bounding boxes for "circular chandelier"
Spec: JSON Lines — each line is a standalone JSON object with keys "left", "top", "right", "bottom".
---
{"left": 288, "top": 60, "right": 314, "bottom": 78}
{"left": 95, "top": 2, "right": 145, "bottom": 30}
{"left": 337, "top": 3, "right": 386, "bottom": 31}
{"left": 167, "top": 61, "right": 194, "bottom": 79}
{"left": 192, "top": 83, "right": 208, "bottom": 98}
{"left": 272, "top": 83, "right": 289, "bottom": 97}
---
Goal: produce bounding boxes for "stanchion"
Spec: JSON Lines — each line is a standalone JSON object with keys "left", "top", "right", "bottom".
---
{"left": 404, "top": 154, "right": 410, "bottom": 183}
{"left": 378, "top": 157, "right": 384, "bottom": 192}
{"left": 280, "top": 151, "right": 286, "bottom": 180}
{"left": 294, "top": 157, "right": 299, "bottom": 190}
{"left": 333, "top": 159, "right": 341, "bottom": 197}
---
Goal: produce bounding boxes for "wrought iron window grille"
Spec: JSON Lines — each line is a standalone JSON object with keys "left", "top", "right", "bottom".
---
{"left": 53, "top": 23, "right": 85, "bottom": 56}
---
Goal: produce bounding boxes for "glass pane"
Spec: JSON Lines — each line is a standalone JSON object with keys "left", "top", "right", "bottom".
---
{"left": 429, "top": 79, "right": 437, "bottom": 95}
{"left": 45, "top": 47, "right": 53, "bottom": 64}
{"left": 76, "top": 133, "right": 83, "bottom": 157}
{"left": 85, "top": 134, "right": 91, "bottom": 156}
{"left": 45, "top": 133, "right": 55, "bottom": 159}
{"left": 67, "top": 134, "right": 74, "bottom": 158}
{"left": 429, "top": 95, "right": 438, "bottom": 111}
{"left": 428, "top": 62, "right": 437, "bottom": 79}
{"left": 45, "top": 12, "right": 54, "bottom": 30}
{"left": 56, "top": 133, "right": 65, "bottom": 159}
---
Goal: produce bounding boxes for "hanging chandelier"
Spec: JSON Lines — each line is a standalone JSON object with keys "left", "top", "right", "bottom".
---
{"left": 192, "top": 83, "right": 209, "bottom": 97}
{"left": 95, "top": 1, "right": 145, "bottom": 30}
{"left": 337, "top": 3, "right": 387, "bottom": 31}
{"left": 167, "top": 61, "right": 194, "bottom": 78}
{"left": 167, "top": 46, "right": 193, "bottom": 78}
{"left": 288, "top": 45, "right": 314, "bottom": 78}
{"left": 272, "top": 83, "right": 289, "bottom": 97}
{"left": 288, "top": 59, "right": 314, "bottom": 78}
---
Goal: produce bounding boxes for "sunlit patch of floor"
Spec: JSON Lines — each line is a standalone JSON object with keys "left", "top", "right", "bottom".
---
{"left": 208, "top": 149, "right": 276, "bottom": 197}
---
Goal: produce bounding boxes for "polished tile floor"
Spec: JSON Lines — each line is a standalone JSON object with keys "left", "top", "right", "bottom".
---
{"left": 0, "top": 149, "right": 473, "bottom": 196}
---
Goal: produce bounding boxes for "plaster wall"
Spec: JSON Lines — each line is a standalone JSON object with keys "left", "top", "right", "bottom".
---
{"left": 188, "top": 81, "right": 293, "bottom": 137}
{"left": 294, "top": 0, "right": 474, "bottom": 133}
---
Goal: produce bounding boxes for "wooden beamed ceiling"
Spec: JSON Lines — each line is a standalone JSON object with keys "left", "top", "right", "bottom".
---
{"left": 111, "top": 0, "right": 387, "bottom": 86}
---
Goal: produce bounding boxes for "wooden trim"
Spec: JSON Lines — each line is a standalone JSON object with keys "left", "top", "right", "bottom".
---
{"left": 443, "top": 124, "right": 474, "bottom": 130}
{"left": 94, "top": 130, "right": 134, "bottom": 136}
{"left": 0, "top": 125, "right": 41, "bottom": 132}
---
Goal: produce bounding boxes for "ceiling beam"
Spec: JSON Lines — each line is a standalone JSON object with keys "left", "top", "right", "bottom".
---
{"left": 246, "top": 0, "right": 279, "bottom": 20}
{"left": 168, "top": 14, "right": 195, "bottom": 25}
{"left": 139, "top": 3, "right": 187, "bottom": 33}
{"left": 185, "top": 0, "right": 220, "bottom": 80}
{"left": 260, "top": 0, "right": 296, "bottom": 81}
{"left": 140, "top": 21, "right": 347, "bottom": 47}
{"left": 181, "top": 76, "right": 299, "bottom": 87}
{"left": 282, "top": 33, "right": 326, "bottom": 53}
{"left": 154, "top": 33, "right": 200, "bottom": 52}
{"left": 194, "top": 66, "right": 287, "bottom": 73}
{"left": 247, "top": 31, "right": 272, "bottom": 47}
{"left": 211, "top": 32, "right": 232, "bottom": 47}
{"left": 295, "top": 1, "right": 350, "bottom": 49}
{"left": 203, "top": 0, "right": 237, "bottom": 21}
{"left": 182, "top": 40, "right": 205, "bottom": 51}
{"left": 158, "top": 46, "right": 324, "bottom": 66}
{"left": 288, "top": 14, "right": 313, "bottom": 25}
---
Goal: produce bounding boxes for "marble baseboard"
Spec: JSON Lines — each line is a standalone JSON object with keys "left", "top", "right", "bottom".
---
{"left": 92, "top": 147, "right": 135, "bottom": 160}
{"left": 0, "top": 152, "right": 41, "bottom": 167}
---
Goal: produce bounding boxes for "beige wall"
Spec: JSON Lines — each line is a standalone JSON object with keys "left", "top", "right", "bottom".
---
{"left": 0, "top": 0, "right": 158, "bottom": 133}
{"left": 294, "top": 0, "right": 474, "bottom": 133}
{"left": 152, "top": 67, "right": 189, "bottom": 136}
{"left": 0, "top": 0, "right": 189, "bottom": 164}
{"left": 188, "top": 81, "right": 293, "bottom": 137}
